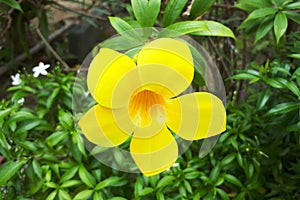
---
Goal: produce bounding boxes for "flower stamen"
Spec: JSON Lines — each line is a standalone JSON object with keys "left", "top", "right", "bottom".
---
{"left": 129, "top": 90, "right": 166, "bottom": 127}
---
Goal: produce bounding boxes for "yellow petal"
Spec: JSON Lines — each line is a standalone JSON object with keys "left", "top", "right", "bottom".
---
{"left": 130, "top": 126, "right": 178, "bottom": 176}
{"left": 166, "top": 92, "right": 226, "bottom": 140}
{"left": 87, "top": 48, "right": 137, "bottom": 108}
{"left": 137, "top": 38, "right": 194, "bottom": 96}
{"left": 78, "top": 105, "right": 134, "bottom": 147}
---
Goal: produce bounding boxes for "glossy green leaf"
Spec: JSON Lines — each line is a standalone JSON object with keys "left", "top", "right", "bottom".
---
{"left": 221, "top": 154, "right": 236, "bottom": 166}
{"left": 100, "top": 35, "right": 144, "bottom": 51}
{"left": 0, "top": 0, "right": 23, "bottom": 12}
{"left": 285, "top": 2, "right": 300, "bottom": 10}
{"left": 95, "top": 176, "right": 122, "bottom": 190}
{"left": 188, "top": 43, "right": 206, "bottom": 86}
{"left": 235, "top": 0, "right": 272, "bottom": 11}
{"left": 0, "top": 160, "right": 26, "bottom": 186}
{"left": 256, "top": 89, "right": 271, "bottom": 110}
{"left": 244, "top": 8, "right": 277, "bottom": 21}
{"left": 139, "top": 187, "right": 154, "bottom": 196}
{"left": 255, "top": 18, "right": 273, "bottom": 43}
{"left": 286, "top": 81, "right": 300, "bottom": 97}
{"left": 58, "top": 189, "right": 72, "bottom": 200}
{"left": 190, "top": 0, "right": 216, "bottom": 19}
{"left": 14, "top": 119, "right": 43, "bottom": 135}
{"left": 45, "top": 131, "right": 69, "bottom": 146}
{"left": 224, "top": 174, "right": 243, "bottom": 187}
{"left": 156, "top": 176, "right": 175, "bottom": 188}
{"left": 109, "top": 17, "right": 142, "bottom": 41}
{"left": 274, "top": 12, "right": 288, "bottom": 44}
{"left": 74, "top": 190, "right": 93, "bottom": 200}
{"left": 79, "top": 165, "right": 96, "bottom": 187}
{"left": 284, "top": 11, "right": 300, "bottom": 24}
{"left": 163, "top": 0, "right": 188, "bottom": 27}
{"left": 60, "top": 180, "right": 81, "bottom": 188}
{"left": 131, "top": 0, "right": 161, "bottom": 27}
{"left": 0, "top": 108, "right": 13, "bottom": 120}
{"left": 216, "top": 188, "right": 230, "bottom": 200}
{"left": 264, "top": 77, "right": 287, "bottom": 88}
{"left": 161, "top": 20, "right": 235, "bottom": 38}
{"left": 231, "top": 72, "right": 259, "bottom": 80}
{"left": 32, "top": 160, "right": 42, "bottom": 178}
{"left": 265, "top": 102, "right": 300, "bottom": 116}
{"left": 60, "top": 166, "right": 79, "bottom": 182}
{"left": 45, "top": 190, "right": 57, "bottom": 200}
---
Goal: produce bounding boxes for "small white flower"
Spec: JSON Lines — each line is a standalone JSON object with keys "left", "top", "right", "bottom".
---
{"left": 11, "top": 73, "right": 21, "bottom": 85}
{"left": 33, "top": 62, "right": 50, "bottom": 77}
{"left": 84, "top": 91, "right": 89, "bottom": 97}
{"left": 17, "top": 98, "right": 25, "bottom": 104}
{"left": 172, "top": 163, "right": 179, "bottom": 167}
{"left": 166, "top": 162, "right": 179, "bottom": 171}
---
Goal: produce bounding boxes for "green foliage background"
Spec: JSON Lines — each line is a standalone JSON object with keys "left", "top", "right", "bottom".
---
{"left": 0, "top": 0, "right": 300, "bottom": 199}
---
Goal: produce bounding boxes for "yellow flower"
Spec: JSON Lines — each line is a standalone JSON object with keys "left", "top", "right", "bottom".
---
{"left": 78, "top": 38, "right": 226, "bottom": 176}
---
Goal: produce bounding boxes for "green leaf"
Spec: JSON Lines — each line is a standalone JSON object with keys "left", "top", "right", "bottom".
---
{"left": 161, "top": 20, "right": 235, "bottom": 38}
{"left": 58, "top": 189, "right": 72, "bottom": 200}
{"left": 235, "top": 0, "right": 272, "bottom": 11}
{"left": 256, "top": 89, "right": 271, "bottom": 110}
{"left": 9, "top": 110, "right": 36, "bottom": 122}
{"left": 109, "top": 197, "right": 127, "bottom": 200}
{"left": 46, "top": 87, "right": 60, "bottom": 108}
{"left": 190, "top": 0, "right": 216, "bottom": 19}
{"left": 139, "top": 187, "right": 154, "bottom": 196}
{"left": 285, "top": 2, "right": 300, "bottom": 10}
{"left": 79, "top": 165, "right": 96, "bottom": 188}
{"left": 100, "top": 35, "right": 144, "bottom": 51}
{"left": 244, "top": 7, "right": 277, "bottom": 21}
{"left": 109, "top": 17, "right": 142, "bottom": 41}
{"left": 74, "top": 190, "right": 93, "bottom": 200}
{"left": 286, "top": 81, "right": 300, "bottom": 97}
{"left": 14, "top": 119, "right": 43, "bottom": 135}
{"left": 131, "top": 0, "right": 161, "bottom": 27}
{"left": 0, "top": 160, "right": 26, "bottom": 186}
{"left": 94, "top": 176, "right": 122, "bottom": 190}
{"left": 255, "top": 18, "right": 273, "bottom": 43}
{"left": 264, "top": 77, "right": 287, "bottom": 88}
{"left": 216, "top": 188, "right": 230, "bottom": 200}
{"left": 188, "top": 43, "right": 206, "bottom": 86}
{"left": 45, "top": 131, "right": 69, "bottom": 146}
{"left": 156, "top": 176, "right": 175, "bottom": 188}
{"left": 274, "top": 12, "right": 288, "bottom": 44}
{"left": 18, "top": 141, "right": 38, "bottom": 151}
{"left": 0, "top": 108, "right": 13, "bottom": 120}
{"left": 163, "top": 0, "right": 188, "bottom": 27}
{"left": 60, "top": 180, "right": 81, "bottom": 188}
{"left": 221, "top": 154, "right": 236, "bottom": 166}
{"left": 60, "top": 166, "right": 79, "bottom": 182}
{"left": 284, "top": 11, "right": 300, "bottom": 24}
{"left": 184, "top": 171, "right": 201, "bottom": 179}
{"left": 265, "top": 102, "right": 300, "bottom": 116}
{"left": 58, "top": 110, "right": 74, "bottom": 130}
{"left": 288, "top": 53, "right": 300, "bottom": 60}
{"left": 224, "top": 174, "right": 243, "bottom": 187}
{"left": 45, "top": 190, "right": 57, "bottom": 200}
{"left": 231, "top": 73, "right": 259, "bottom": 80}
{"left": 32, "top": 159, "right": 42, "bottom": 178}
{"left": 0, "top": 0, "right": 23, "bottom": 12}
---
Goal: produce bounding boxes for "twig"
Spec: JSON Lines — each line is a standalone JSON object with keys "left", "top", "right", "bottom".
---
{"left": 50, "top": 1, "right": 105, "bottom": 21}
{"left": 36, "top": 28, "right": 70, "bottom": 70}
{"left": 0, "top": 20, "right": 73, "bottom": 76}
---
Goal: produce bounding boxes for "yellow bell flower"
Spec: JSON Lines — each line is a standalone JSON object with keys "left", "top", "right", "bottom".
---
{"left": 78, "top": 38, "right": 226, "bottom": 176}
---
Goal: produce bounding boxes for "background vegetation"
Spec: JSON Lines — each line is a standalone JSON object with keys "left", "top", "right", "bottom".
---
{"left": 0, "top": 0, "right": 300, "bottom": 199}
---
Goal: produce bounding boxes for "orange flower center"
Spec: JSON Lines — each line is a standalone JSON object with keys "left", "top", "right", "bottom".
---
{"left": 129, "top": 90, "right": 166, "bottom": 127}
